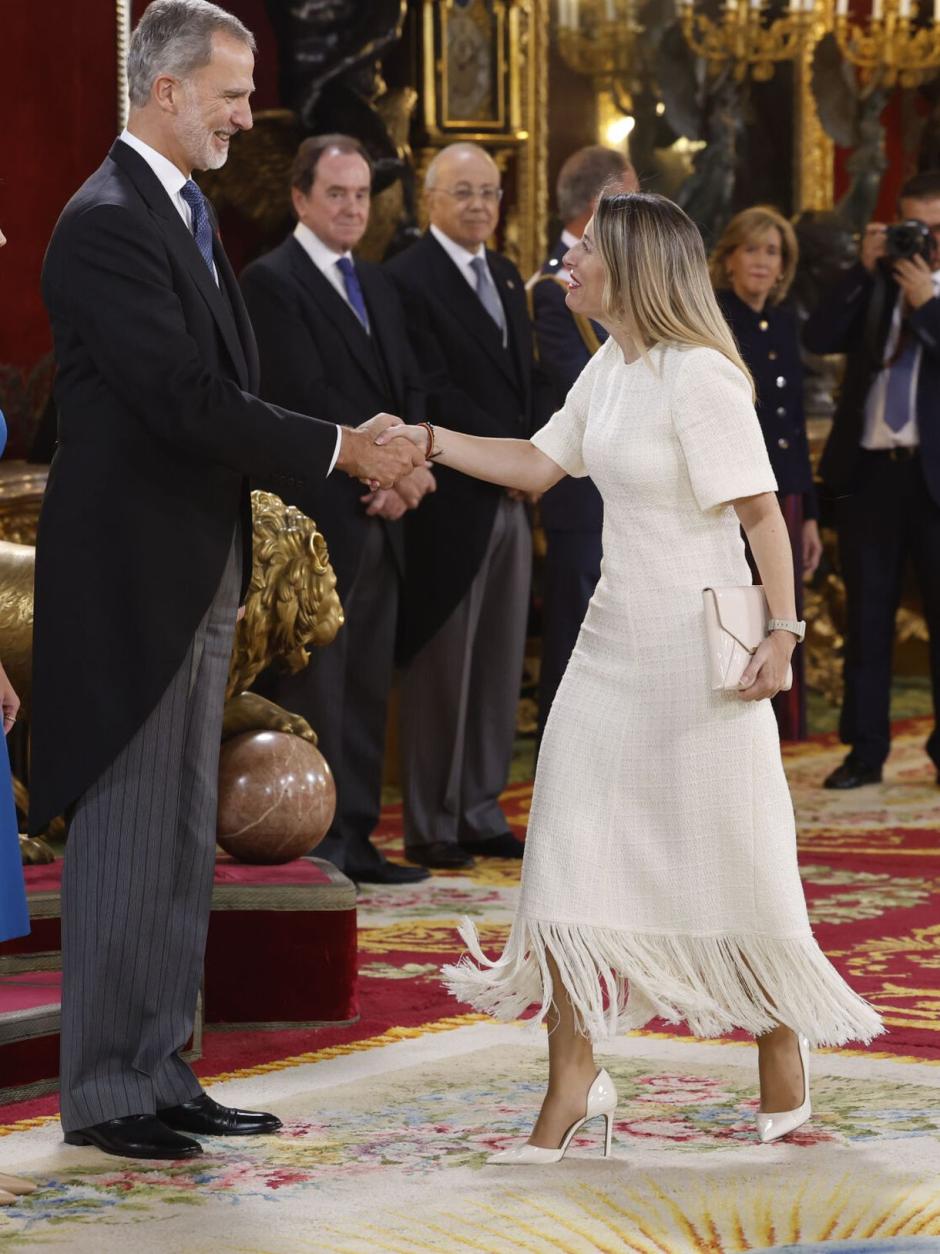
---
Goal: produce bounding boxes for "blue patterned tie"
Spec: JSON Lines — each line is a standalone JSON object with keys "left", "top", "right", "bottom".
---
{"left": 179, "top": 179, "right": 215, "bottom": 276}
{"left": 883, "top": 328, "right": 918, "bottom": 432}
{"left": 336, "top": 256, "right": 370, "bottom": 332}
{"left": 470, "top": 255, "right": 507, "bottom": 341}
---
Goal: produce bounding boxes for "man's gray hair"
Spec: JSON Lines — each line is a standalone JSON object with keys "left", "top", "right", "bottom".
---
{"left": 127, "top": 0, "right": 256, "bottom": 108}
{"left": 556, "top": 146, "right": 632, "bottom": 224}
{"left": 424, "top": 142, "right": 500, "bottom": 191}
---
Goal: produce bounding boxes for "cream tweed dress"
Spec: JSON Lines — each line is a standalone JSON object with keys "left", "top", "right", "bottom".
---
{"left": 444, "top": 339, "right": 882, "bottom": 1047}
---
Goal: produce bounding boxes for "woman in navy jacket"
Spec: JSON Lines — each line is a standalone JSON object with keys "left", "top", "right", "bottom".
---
{"left": 712, "top": 206, "right": 822, "bottom": 739}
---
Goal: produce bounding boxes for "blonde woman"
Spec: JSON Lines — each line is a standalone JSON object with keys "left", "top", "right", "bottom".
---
{"left": 711, "top": 206, "right": 822, "bottom": 740}
{"left": 380, "top": 192, "right": 881, "bottom": 1160}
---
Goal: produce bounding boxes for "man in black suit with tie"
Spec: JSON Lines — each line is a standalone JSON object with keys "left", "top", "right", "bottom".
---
{"left": 34, "top": 0, "right": 420, "bottom": 1161}
{"left": 385, "top": 142, "right": 553, "bottom": 869}
{"left": 804, "top": 170, "right": 940, "bottom": 788}
{"left": 529, "top": 146, "right": 637, "bottom": 743}
{"left": 241, "top": 135, "right": 433, "bottom": 885}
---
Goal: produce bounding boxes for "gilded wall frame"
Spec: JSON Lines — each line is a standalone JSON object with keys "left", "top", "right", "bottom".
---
{"left": 117, "top": 0, "right": 132, "bottom": 131}
{"left": 419, "top": 0, "right": 548, "bottom": 279}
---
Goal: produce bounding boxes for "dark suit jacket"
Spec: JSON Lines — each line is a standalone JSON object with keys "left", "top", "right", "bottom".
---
{"left": 803, "top": 261, "right": 940, "bottom": 505}
{"left": 33, "top": 139, "right": 338, "bottom": 832}
{"left": 240, "top": 235, "right": 426, "bottom": 595}
{"left": 531, "top": 236, "right": 604, "bottom": 533}
{"left": 385, "top": 230, "right": 553, "bottom": 660}
{"left": 718, "top": 288, "right": 818, "bottom": 519}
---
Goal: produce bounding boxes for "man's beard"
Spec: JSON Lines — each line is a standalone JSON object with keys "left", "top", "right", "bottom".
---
{"left": 176, "top": 92, "right": 229, "bottom": 172}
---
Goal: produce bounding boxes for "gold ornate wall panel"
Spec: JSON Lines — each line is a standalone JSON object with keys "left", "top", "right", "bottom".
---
{"left": 795, "top": 10, "right": 835, "bottom": 213}
{"left": 419, "top": 0, "right": 549, "bottom": 278}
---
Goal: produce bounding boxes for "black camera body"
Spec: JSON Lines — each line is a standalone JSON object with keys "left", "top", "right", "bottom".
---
{"left": 884, "top": 218, "right": 934, "bottom": 264}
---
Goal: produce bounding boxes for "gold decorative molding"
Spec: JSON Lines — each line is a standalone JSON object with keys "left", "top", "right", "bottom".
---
{"left": 794, "top": 11, "right": 835, "bottom": 213}
{"left": 418, "top": 1, "right": 548, "bottom": 278}
{"left": 0, "top": 462, "right": 48, "bottom": 547}
{"left": 116, "top": 0, "right": 131, "bottom": 132}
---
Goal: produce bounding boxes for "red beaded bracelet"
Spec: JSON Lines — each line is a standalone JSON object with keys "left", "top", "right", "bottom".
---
{"left": 419, "top": 420, "right": 435, "bottom": 461}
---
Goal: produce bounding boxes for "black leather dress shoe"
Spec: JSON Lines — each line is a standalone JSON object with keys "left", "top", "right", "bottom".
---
{"left": 823, "top": 757, "right": 883, "bottom": 790}
{"left": 406, "top": 842, "right": 476, "bottom": 870}
{"left": 348, "top": 860, "right": 430, "bottom": 885}
{"left": 158, "top": 1094, "right": 282, "bottom": 1136}
{"left": 460, "top": 832, "right": 525, "bottom": 859}
{"left": 64, "top": 1114, "right": 202, "bottom": 1160}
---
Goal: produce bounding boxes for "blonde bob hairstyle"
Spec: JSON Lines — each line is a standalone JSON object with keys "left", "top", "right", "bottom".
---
{"left": 593, "top": 191, "right": 754, "bottom": 395}
{"left": 709, "top": 205, "right": 799, "bottom": 304}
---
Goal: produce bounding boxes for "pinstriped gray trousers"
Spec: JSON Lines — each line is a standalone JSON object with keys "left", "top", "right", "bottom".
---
{"left": 59, "top": 527, "right": 241, "bottom": 1132}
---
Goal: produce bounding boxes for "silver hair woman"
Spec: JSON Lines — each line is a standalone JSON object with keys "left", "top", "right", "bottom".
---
{"left": 380, "top": 191, "right": 882, "bottom": 1162}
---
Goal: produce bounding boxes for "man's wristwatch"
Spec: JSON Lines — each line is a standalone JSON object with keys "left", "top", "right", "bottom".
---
{"left": 767, "top": 618, "right": 806, "bottom": 643}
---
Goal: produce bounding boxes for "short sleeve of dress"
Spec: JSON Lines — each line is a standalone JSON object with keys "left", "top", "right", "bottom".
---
{"left": 529, "top": 338, "right": 611, "bottom": 479}
{"left": 671, "top": 347, "right": 778, "bottom": 512}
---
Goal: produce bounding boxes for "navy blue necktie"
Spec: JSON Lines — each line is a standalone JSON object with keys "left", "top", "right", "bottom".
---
{"left": 883, "top": 326, "right": 918, "bottom": 433}
{"left": 180, "top": 179, "right": 215, "bottom": 277}
{"left": 336, "top": 256, "right": 370, "bottom": 332}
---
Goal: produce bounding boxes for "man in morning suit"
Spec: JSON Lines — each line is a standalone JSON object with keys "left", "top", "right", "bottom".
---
{"left": 804, "top": 170, "right": 940, "bottom": 789}
{"left": 34, "top": 0, "right": 420, "bottom": 1161}
{"left": 241, "top": 135, "right": 434, "bottom": 886}
{"left": 385, "top": 142, "right": 553, "bottom": 870}
{"left": 529, "top": 146, "right": 637, "bottom": 743}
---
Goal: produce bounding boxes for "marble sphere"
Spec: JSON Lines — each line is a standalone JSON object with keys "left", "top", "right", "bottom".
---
{"left": 217, "top": 731, "right": 336, "bottom": 864}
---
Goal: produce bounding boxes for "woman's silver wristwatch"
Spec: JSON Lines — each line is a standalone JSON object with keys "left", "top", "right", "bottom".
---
{"left": 767, "top": 618, "right": 806, "bottom": 643}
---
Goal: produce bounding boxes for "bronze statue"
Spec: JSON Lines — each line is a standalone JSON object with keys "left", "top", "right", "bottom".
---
{"left": 812, "top": 33, "right": 888, "bottom": 235}
{"left": 200, "top": 0, "right": 417, "bottom": 264}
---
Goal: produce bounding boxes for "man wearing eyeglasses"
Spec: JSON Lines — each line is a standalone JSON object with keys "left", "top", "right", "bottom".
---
{"left": 386, "top": 142, "right": 553, "bottom": 870}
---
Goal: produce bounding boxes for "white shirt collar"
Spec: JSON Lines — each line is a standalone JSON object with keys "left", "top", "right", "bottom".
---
{"left": 560, "top": 228, "right": 580, "bottom": 250}
{"left": 430, "top": 223, "right": 486, "bottom": 272}
{"left": 119, "top": 128, "right": 189, "bottom": 202}
{"left": 293, "top": 221, "right": 353, "bottom": 273}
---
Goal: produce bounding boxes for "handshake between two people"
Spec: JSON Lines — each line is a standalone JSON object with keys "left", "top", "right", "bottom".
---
{"left": 336, "top": 413, "right": 437, "bottom": 522}
{"left": 336, "top": 413, "right": 429, "bottom": 490}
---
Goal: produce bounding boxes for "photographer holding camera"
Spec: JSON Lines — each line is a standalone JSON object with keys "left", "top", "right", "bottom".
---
{"left": 804, "top": 171, "right": 940, "bottom": 790}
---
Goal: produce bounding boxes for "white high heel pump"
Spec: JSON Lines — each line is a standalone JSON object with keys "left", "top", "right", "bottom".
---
{"left": 756, "top": 1035, "right": 811, "bottom": 1144}
{"left": 487, "top": 1069, "right": 618, "bottom": 1165}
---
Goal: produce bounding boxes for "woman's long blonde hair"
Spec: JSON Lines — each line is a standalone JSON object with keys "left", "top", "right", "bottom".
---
{"left": 709, "top": 204, "right": 799, "bottom": 303}
{"left": 593, "top": 191, "right": 754, "bottom": 396}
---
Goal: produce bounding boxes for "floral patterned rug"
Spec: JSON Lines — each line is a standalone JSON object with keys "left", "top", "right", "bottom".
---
{"left": 2, "top": 1024, "right": 940, "bottom": 1252}
{"left": 0, "top": 718, "right": 938, "bottom": 1251}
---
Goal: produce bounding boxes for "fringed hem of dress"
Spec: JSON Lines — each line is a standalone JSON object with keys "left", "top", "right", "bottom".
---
{"left": 441, "top": 916, "right": 883, "bottom": 1048}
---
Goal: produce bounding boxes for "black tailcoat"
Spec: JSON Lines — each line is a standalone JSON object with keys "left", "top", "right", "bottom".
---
{"left": 531, "top": 236, "right": 605, "bottom": 532}
{"left": 239, "top": 235, "right": 426, "bottom": 594}
{"left": 384, "top": 230, "right": 553, "bottom": 660}
{"left": 32, "top": 140, "right": 338, "bottom": 832}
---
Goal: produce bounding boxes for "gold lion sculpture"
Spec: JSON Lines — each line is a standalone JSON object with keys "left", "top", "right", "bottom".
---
{"left": 0, "top": 491, "right": 342, "bottom": 862}
{"left": 222, "top": 489, "right": 344, "bottom": 743}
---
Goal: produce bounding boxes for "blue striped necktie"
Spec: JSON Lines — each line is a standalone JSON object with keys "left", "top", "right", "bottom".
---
{"left": 180, "top": 179, "right": 216, "bottom": 277}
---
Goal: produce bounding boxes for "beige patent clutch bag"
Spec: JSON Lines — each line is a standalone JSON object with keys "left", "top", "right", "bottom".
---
{"left": 702, "top": 586, "right": 793, "bottom": 692}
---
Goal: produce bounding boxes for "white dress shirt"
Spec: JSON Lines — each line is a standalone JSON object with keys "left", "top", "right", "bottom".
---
{"left": 560, "top": 228, "right": 580, "bottom": 251}
{"left": 430, "top": 224, "right": 507, "bottom": 346}
{"left": 861, "top": 269, "right": 940, "bottom": 450}
{"left": 293, "top": 222, "right": 366, "bottom": 329}
{"left": 119, "top": 130, "right": 342, "bottom": 473}
{"left": 120, "top": 128, "right": 218, "bottom": 284}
